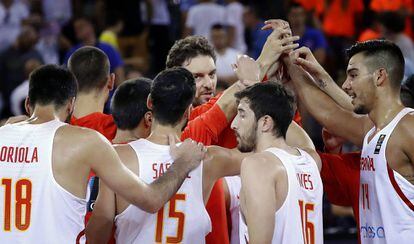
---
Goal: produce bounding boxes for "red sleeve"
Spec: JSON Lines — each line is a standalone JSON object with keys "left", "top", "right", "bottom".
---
{"left": 189, "top": 95, "right": 220, "bottom": 120}
{"left": 181, "top": 103, "right": 229, "bottom": 145}
{"left": 319, "top": 152, "right": 360, "bottom": 207}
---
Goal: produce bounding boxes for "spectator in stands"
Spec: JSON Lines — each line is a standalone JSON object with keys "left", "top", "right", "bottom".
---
{"left": 42, "top": 0, "right": 72, "bottom": 26}
{"left": 225, "top": 0, "right": 246, "bottom": 53}
{"left": 322, "top": 0, "right": 364, "bottom": 73}
{"left": 10, "top": 59, "right": 42, "bottom": 116}
{"left": 0, "top": 0, "right": 29, "bottom": 52}
{"left": 0, "top": 25, "right": 43, "bottom": 118}
{"left": 147, "top": 0, "right": 174, "bottom": 75}
{"left": 184, "top": 0, "right": 227, "bottom": 40}
{"left": 99, "top": 12, "right": 123, "bottom": 51}
{"left": 64, "top": 17, "right": 125, "bottom": 86}
{"left": 243, "top": 5, "right": 272, "bottom": 59}
{"left": 378, "top": 11, "right": 414, "bottom": 78}
{"left": 211, "top": 24, "right": 239, "bottom": 85}
{"left": 287, "top": 3, "right": 328, "bottom": 65}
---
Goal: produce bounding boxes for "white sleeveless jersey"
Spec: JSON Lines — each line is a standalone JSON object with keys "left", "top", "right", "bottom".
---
{"left": 114, "top": 139, "right": 211, "bottom": 243}
{"left": 359, "top": 108, "right": 414, "bottom": 243}
{"left": 0, "top": 120, "right": 87, "bottom": 244}
{"left": 224, "top": 176, "right": 241, "bottom": 244}
{"left": 239, "top": 147, "right": 323, "bottom": 244}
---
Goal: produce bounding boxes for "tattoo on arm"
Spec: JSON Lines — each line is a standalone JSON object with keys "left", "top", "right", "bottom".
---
{"left": 317, "top": 79, "right": 327, "bottom": 88}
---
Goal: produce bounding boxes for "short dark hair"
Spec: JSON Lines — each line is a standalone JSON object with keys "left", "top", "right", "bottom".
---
{"left": 235, "top": 81, "right": 295, "bottom": 138}
{"left": 166, "top": 36, "right": 216, "bottom": 68}
{"left": 67, "top": 46, "right": 110, "bottom": 93}
{"left": 111, "top": 77, "right": 152, "bottom": 130}
{"left": 28, "top": 64, "right": 78, "bottom": 109}
{"left": 287, "top": 2, "right": 304, "bottom": 13}
{"left": 346, "top": 40, "right": 405, "bottom": 88}
{"left": 151, "top": 67, "right": 196, "bottom": 126}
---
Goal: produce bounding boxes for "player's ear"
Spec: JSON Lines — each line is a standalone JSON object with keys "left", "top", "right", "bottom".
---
{"left": 24, "top": 96, "right": 32, "bottom": 115}
{"left": 144, "top": 111, "right": 152, "bottom": 128}
{"left": 261, "top": 115, "right": 274, "bottom": 133}
{"left": 147, "top": 94, "right": 153, "bottom": 110}
{"left": 375, "top": 68, "right": 387, "bottom": 87}
{"left": 107, "top": 73, "right": 115, "bottom": 90}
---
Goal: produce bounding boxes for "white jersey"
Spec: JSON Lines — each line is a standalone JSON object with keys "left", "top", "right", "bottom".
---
{"left": 114, "top": 139, "right": 211, "bottom": 243}
{"left": 0, "top": 120, "right": 87, "bottom": 244}
{"left": 240, "top": 147, "right": 323, "bottom": 244}
{"left": 224, "top": 176, "right": 241, "bottom": 244}
{"left": 359, "top": 108, "right": 414, "bottom": 243}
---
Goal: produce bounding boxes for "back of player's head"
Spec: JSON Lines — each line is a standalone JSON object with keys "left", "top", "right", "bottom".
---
{"left": 67, "top": 46, "right": 110, "bottom": 93}
{"left": 150, "top": 67, "right": 196, "bottom": 126}
{"left": 235, "top": 81, "right": 295, "bottom": 138}
{"left": 346, "top": 40, "right": 404, "bottom": 89}
{"left": 28, "top": 64, "right": 77, "bottom": 109}
{"left": 111, "top": 77, "right": 152, "bottom": 130}
{"left": 401, "top": 75, "right": 414, "bottom": 108}
{"left": 166, "top": 36, "right": 216, "bottom": 68}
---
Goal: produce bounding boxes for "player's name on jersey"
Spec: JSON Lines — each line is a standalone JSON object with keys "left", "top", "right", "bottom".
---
{"left": 360, "top": 156, "right": 376, "bottom": 172}
{"left": 0, "top": 146, "right": 39, "bottom": 164}
{"left": 152, "top": 162, "right": 191, "bottom": 179}
{"left": 296, "top": 173, "right": 314, "bottom": 190}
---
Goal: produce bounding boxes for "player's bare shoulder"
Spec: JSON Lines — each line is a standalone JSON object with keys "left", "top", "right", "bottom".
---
{"left": 241, "top": 152, "right": 286, "bottom": 179}
{"left": 114, "top": 143, "right": 139, "bottom": 173}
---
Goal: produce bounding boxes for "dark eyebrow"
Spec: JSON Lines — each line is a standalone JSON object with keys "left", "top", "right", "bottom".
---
{"left": 209, "top": 69, "right": 217, "bottom": 75}
{"left": 347, "top": 68, "right": 358, "bottom": 74}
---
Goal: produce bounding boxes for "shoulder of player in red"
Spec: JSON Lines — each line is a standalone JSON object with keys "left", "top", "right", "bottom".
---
{"left": 190, "top": 94, "right": 221, "bottom": 120}
{"left": 70, "top": 112, "right": 117, "bottom": 141}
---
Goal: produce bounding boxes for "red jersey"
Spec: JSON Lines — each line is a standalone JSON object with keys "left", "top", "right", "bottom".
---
{"left": 319, "top": 151, "right": 361, "bottom": 238}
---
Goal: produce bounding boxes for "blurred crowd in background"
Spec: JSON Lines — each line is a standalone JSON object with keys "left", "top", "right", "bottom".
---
{"left": 1, "top": 0, "right": 414, "bottom": 242}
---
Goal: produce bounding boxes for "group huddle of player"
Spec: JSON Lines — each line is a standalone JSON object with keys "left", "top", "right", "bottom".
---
{"left": 1, "top": 18, "right": 414, "bottom": 244}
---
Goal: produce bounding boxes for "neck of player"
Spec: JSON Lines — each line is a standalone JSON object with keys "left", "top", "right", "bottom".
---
{"left": 255, "top": 133, "right": 294, "bottom": 154}
{"left": 28, "top": 105, "right": 68, "bottom": 124}
{"left": 369, "top": 91, "right": 405, "bottom": 130}
{"left": 73, "top": 91, "right": 107, "bottom": 118}
{"left": 146, "top": 120, "right": 182, "bottom": 145}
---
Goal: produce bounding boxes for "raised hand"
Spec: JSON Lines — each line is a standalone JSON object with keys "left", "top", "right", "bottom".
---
{"left": 169, "top": 134, "right": 206, "bottom": 171}
{"left": 291, "top": 46, "right": 328, "bottom": 78}
{"left": 232, "top": 54, "right": 260, "bottom": 87}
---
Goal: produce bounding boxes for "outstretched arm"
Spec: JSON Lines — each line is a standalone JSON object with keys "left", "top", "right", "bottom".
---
{"left": 285, "top": 48, "right": 372, "bottom": 146}
{"left": 86, "top": 133, "right": 205, "bottom": 213}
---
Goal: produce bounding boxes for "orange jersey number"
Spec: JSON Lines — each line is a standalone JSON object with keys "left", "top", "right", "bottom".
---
{"left": 298, "top": 200, "right": 315, "bottom": 244}
{"left": 2, "top": 178, "right": 32, "bottom": 231}
{"left": 155, "top": 193, "right": 186, "bottom": 243}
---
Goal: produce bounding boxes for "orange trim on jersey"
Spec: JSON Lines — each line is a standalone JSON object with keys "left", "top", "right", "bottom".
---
{"left": 386, "top": 164, "right": 414, "bottom": 211}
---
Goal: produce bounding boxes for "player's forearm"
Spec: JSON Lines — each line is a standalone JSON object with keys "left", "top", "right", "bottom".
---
{"left": 85, "top": 216, "right": 114, "bottom": 244}
{"left": 257, "top": 53, "right": 276, "bottom": 81}
{"left": 315, "top": 73, "right": 353, "bottom": 111}
{"left": 145, "top": 160, "right": 194, "bottom": 213}
{"left": 216, "top": 82, "right": 243, "bottom": 122}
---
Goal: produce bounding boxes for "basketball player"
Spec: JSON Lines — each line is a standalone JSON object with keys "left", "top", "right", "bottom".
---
{"left": 167, "top": 34, "right": 298, "bottom": 244}
{"left": 233, "top": 82, "right": 323, "bottom": 243}
{"left": 0, "top": 65, "right": 206, "bottom": 243}
{"left": 287, "top": 40, "right": 414, "bottom": 243}
{"left": 86, "top": 67, "right": 247, "bottom": 243}
{"left": 110, "top": 77, "right": 152, "bottom": 144}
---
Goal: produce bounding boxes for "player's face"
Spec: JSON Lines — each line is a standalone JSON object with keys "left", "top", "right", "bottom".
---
{"left": 231, "top": 98, "right": 257, "bottom": 152}
{"left": 342, "top": 53, "right": 376, "bottom": 114}
{"left": 182, "top": 55, "right": 217, "bottom": 106}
